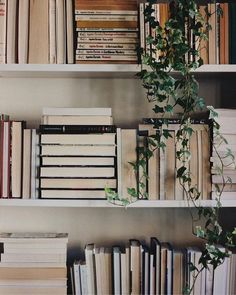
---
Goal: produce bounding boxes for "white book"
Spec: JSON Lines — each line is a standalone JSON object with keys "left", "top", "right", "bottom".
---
{"left": 4, "top": 247, "right": 66, "bottom": 254}
{"left": 18, "top": 0, "right": 29, "bottom": 63}
{"left": 41, "top": 156, "right": 115, "bottom": 167}
{"left": 40, "top": 167, "right": 115, "bottom": 177}
{"left": 0, "top": 286, "right": 67, "bottom": 294}
{"left": 56, "top": 0, "right": 66, "bottom": 64}
{"left": 49, "top": 0, "right": 56, "bottom": 64}
{"left": 0, "top": 0, "right": 7, "bottom": 63}
{"left": 41, "top": 134, "right": 116, "bottom": 145}
{"left": 40, "top": 189, "right": 107, "bottom": 199}
{"left": 41, "top": 145, "right": 116, "bottom": 156}
{"left": 73, "top": 262, "right": 82, "bottom": 295}
{"left": 80, "top": 264, "right": 88, "bottom": 295}
{"left": 0, "top": 232, "right": 68, "bottom": 243}
{"left": 6, "top": 0, "right": 17, "bottom": 63}
{"left": 66, "top": 0, "right": 74, "bottom": 63}
{"left": 42, "top": 107, "right": 112, "bottom": 116}
{"left": 43, "top": 115, "right": 113, "bottom": 125}
{"left": 113, "top": 246, "right": 121, "bottom": 295}
{"left": 22, "top": 129, "right": 32, "bottom": 199}
{"left": 85, "top": 244, "right": 96, "bottom": 295}
{"left": 0, "top": 253, "right": 66, "bottom": 263}
{"left": 0, "top": 262, "right": 66, "bottom": 268}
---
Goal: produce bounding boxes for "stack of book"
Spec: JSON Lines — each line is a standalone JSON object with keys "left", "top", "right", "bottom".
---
{"left": 0, "top": 0, "right": 74, "bottom": 64}
{"left": 138, "top": 118, "right": 211, "bottom": 200}
{"left": 211, "top": 109, "right": 236, "bottom": 199}
{"left": 39, "top": 107, "right": 117, "bottom": 199}
{"left": 75, "top": 0, "right": 139, "bottom": 63}
{"left": 0, "top": 232, "right": 68, "bottom": 294}
{"left": 71, "top": 237, "right": 235, "bottom": 295}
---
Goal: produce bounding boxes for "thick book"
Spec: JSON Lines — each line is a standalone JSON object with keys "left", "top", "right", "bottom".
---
{"left": 56, "top": 0, "right": 66, "bottom": 64}
{"left": 42, "top": 107, "right": 112, "bottom": 116}
{"left": 40, "top": 189, "right": 108, "bottom": 199}
{"left": 42, "top": 115, "right": 113, "bottom": 125}
{"left": 0, "top": 232, "right": 68, "bottom": 243}
{"left": 29, "top": 0, "right": 49, "bottom": 63}
{"left": 0, "top": 0, "right": 7, "bottom": 63}
{"left": 129, "top": 239, "right": 141, "bottom": 295}
{"left": 39, "top": 124, "right": 116, "bottom": 134}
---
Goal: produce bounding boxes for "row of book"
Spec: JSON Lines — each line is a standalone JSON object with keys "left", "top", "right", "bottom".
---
{"left": 75, "top": 0, "right": 139, "bottom": 63}
{"left": 0, "top": 232, "right": 68, "bottom": 294}
{"left": 211, "top": 109, "right": 236, "bottom": 199}
{"left": 70, "top": 237, "right": 236, "bottom": 295}
{"left": 0, "top": 107, "right": 214, "bottom": 200}
{"left": 0, "top": 0, "right": 74, "bottom": 64}
{"left": 139, "top": 2, "right": 236, "bottom": 65}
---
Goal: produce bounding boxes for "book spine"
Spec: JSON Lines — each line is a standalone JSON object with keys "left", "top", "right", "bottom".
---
{"left": 0, "top": 0, "right": 6, "bottom": 64}
{"left": 76, "top": 54, "right": 137, "bottom": 61}
{"left": 76, "top": 20, "right": 138, "bottom": 29}
{"left": 75, "top": 9, "right": 137, "bottom": 15}
{"left": 76, "top": 49, "right": 136, "bottom": 55}
{"left": 76, "top": 27, "right": 139, "bottom": 32}
{"left": 75, "top": 14, "right": 137, "bottom": 21}
{"left": 49, "top": 0, "right": 57, "bottom": 64}
{"left": 56, "top": 0, "right": 66, "bottom": 64}
{"left": 77, "top": 37, "right": 137, "bottom": 43}
{"left": 66, "top": 0, "right": 74, "bottom": 64}
{"left": 77, "top": 43, "right": 136, "bottom": 49}
{"left": 39, "top": 125, "right": 117, "bottom": 134}
{"left": 18, "top": 0, "right": 29, "bottom": 64}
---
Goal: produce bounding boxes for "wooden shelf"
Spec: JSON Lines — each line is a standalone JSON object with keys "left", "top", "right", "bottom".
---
{"left": 0, "top": 64, "right": 236, "bottom": 78}
{"left": 0, "top": 198, "right": 235, "bottom": 208}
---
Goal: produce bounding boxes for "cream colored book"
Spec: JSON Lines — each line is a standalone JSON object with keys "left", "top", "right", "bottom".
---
{"left": 0, "top": 0, "right": 7, "bottom": 63}
{"left": 6, "top": 0, "right": 17, "bottom": 63}
{"left": 41, "top": 156, "right": 114, "bottom": 166}
{"left": 42, "top": 115, "right": 113, "bottom": 125}
{"left": 29, "top": 0, "right": 49, "bottom": 63}
{"left": 22, "top": 129, "right": 32, "bottom": 199}
{"left": 18, "top": 0, "right": 29, "bottom": 63}
{"left": 49, "top": 0, "right": 56, "bottom": 64}
{"left": 66, "top": 0, "right": 74, "bottom": 63}
{"left": 56, "top": 0, "right": 66, "bottom": 64}
{"left": 0, "top": 286, "right": 67, "bottom": 295}
{"left": 40, "top": 189, "right": 107, "bottom": 199}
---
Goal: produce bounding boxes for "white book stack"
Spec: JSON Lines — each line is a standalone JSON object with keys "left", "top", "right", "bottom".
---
{"left": 39, "top": 107, "right": 117, "bottom": 199}
{"left": 211, "top": 109, "right": 236, "bottom": 199}
{"left": 0, "top": 232, "right": 68, "bottom": 294}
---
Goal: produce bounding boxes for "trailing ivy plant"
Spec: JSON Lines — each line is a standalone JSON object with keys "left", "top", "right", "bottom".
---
{"left": 134, "top": 0, "right": 236, "bottom": 294}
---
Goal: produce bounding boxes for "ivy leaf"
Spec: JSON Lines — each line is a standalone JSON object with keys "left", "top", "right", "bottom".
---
{"left": 177, "top": 166, "right": 187, "bottom": 178}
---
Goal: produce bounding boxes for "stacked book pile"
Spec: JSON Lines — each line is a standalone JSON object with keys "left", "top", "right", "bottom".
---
{"left": 0, "top": 114, "right": 39, "bottom": 199}
{"left": 0, "top": 232, "right": 68, "bottom": 294}
{"left": 0, "top": 0, "right": 74, "bottom": 64}
{"left": 70, "top": 237, "right": 236, "bottom": 295}
{"left": 138, "top": 119, "right": 211, "bottom": 200}
{"left": 39, "top": 107, "right": 117, "bottom": 199}
{"left": 75, "top": 0, "right": 139, "bottom": 63}
{"left": 211, "top": 109, "right": 236, "bottom": 199}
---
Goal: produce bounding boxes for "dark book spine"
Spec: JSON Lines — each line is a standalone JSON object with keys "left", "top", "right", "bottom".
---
{"left": 39, "top": 125, "right": 117, "bottom": 134}
{"left": 142, "top": 118, "right": 211, "bottom": 126}
{"left": 229, "top": 3, "right": 236, "bottom": 64}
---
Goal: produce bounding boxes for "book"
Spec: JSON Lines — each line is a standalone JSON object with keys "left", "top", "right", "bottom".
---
{"left": 150, "top": 237, "right": 161, "bottom": 294}
{"left": 76, "top": 20, "right": 138, "bottom": 29}
{"left": 40, "top": 133, "right": 116, "bottom": 145}
{"left": 85, "top": 244, "right": 96, "bottom": 294}
{"left": 76, "top": 49, "right": 137, "bottom": 55}
{"left": 40, "top": 145, "right": 116, "bottom": 156}
{"left": 0, "top": 286, "right": 67, "bottom": 294}
{"left": 39, "top": 125, "right": 116, "bottom": 134}
{"left": 129, "top": 240, "right": 141, "bottom": 295}
{"left": 11, "top": 121, "right": 24, "bottom": 198}
{"left": 6, "top": 0, "right": 17, "bottom": 63}
{"left": 56, "top": 0, "right": 66, "bottom": 64}
{"left": 112, "top": 246, "right": 121, "bottom": 294}
{"left": 42, "top": 115, "right": 113, "bottom": 125}
{"left": 22, "top": 129, "right": 32, "bottom": 199}
{"left": 40, "top": 189, "right": 108, "bottom": 199}
{"left": 77, "top": 43, "right": 137, "bottom": 49}
{"left": 76, "top": 54, "right": 137, "bottom": 62}
{"left": 0, "top": 253, "right": 66, "bottom": 263}
{"left": 1, "top": 120, "right": 10, "bottom": 198}
{"left": 18, "top": 0, "right": 29, "bottom": 63}
{"left": 66, "top": 0, "right": 74, "bottom": 64}
{"left": 41, "top": 156, "right": 115, "bottom": 166}
{"left": 40, "top": 166, "right": 115, "bottom": 178}
{"left": 0, "top": 0, "right": 6, "bottom": 63}
{"left": 120, "top": 247, "right": 130, "bottom": 295}
{"left": 42, "top": 107, "right": 112, "bottom": 116}
{"left": 0, "top": 232, "right": 68, "bottom": 242}
{"left": 49, "top": 0, "right": 57, "bottom": 64}
{"left": 29, "top": 0, "right": 49, "bottom": 63}
{"left": 40, "top": 178, "right": 116, "bottom": 189}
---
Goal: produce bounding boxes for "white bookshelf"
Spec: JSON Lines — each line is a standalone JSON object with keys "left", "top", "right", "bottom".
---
{"left": 0, "top": 197, "right": 235, "bottom": 208}
{"left": 0, "top": 64, "right": 236, "bottom": 78}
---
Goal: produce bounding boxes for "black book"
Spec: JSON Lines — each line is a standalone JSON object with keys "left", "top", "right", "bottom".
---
{"left": 39, "top": 124, "right": 117, "bottom": 134}
{"left": 142, "top": 118, "right": 210, "bottom": 127}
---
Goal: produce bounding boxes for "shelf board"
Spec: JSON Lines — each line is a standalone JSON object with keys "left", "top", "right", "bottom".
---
{"left": 0, "top": 198, "right": 235, "bottom": 208}
{"left": 0, "top": 64, "right": 236, "bottom": 78}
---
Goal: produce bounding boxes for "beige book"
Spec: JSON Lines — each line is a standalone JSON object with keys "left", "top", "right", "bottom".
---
{"left": 18, "top": 0, "right": 29, "bottom": 63}
{"left": 0, "top": 286, "right": 67, "bottom": 295}
{"left": 189, "top": 130, "right": 198, "bottom": 189}
{"left": 41, "top": 133, "right": 116, "bottom": 145}
{"left": 22, "top": 129, "right": 32, "bottom": 199}
{"left": 0, "top": 267, "right": 67, "bottom": 280}
{"left": 95, "top": 248, "right": 102, "bottom": 295}
{"left": 56, "top": 0, "right": 66, "bottom": 64}
{"left": 43, "top": 107, "right": 112, "bottom": 116}
{"left": 66, "top": 0, "right": 74, "bottom": 63}
{"left": 11, "top": 122, "right": 23, "bottom": 198}
{"left": 40, "top": 189, "right": 107, "bottom": 199}
{"left": 29, "top": 0, "right": 49, "bottom": 63}
{"left": 208, "top": 3, "right": 216, "bottom": 64}
{"left": 43, "top": 115, "right": 113, "bottom": 125}
{"left": 199, "top": 5, "right": 209, "bottom": 64}
{"left": 173, "top": 251, "right": 183, "bottom": 295}
{"left": 0, "top": 253, "right": 66, "bottom": 263}
{"left": 41, "top": 145, "right": 116, "bottom": 156}
{"left": 121, "top": 247, "right": 130, "bottom": 295}
{"left": 130, "top": 240, "right": 140, "bottom": 295}
{"left": 40, "top": 178, "right": 116, "bottom": 189}
{"left": 6, "top": 0, "right": 17, "bottom": 63}
{"left": 201, "top": 128, "right": 211, "bottom": 200}
{"left": 0, "top": 279, "right": 67, "bottom": 286}
{"left": 41, "top": 156, "right": 114, "bottom": 166}
{"left": 49, "top": 0, "right": 56, "bottom": 64}
{"left": 165, "top": 130, "right": 175, "bottom": 200}
{"left": 0, "top": 262, "right": 66, "bottom": 268}
{"left": 0, "top": 0, "right": 7, "bottom": 63}
{"left": 40, "top": 166, "right": 115, "bottom": 177}
{"left": 120, "top": 129, "right": 137, "bottom": 199}
{"left": 85, "top": 244, "right": 96, "bottom": 294}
